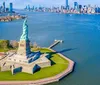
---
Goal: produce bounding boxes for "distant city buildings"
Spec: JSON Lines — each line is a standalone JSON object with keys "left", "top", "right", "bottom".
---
{"left": 3, "top": 2, "right": 5, "bottom": 12}
{"left": 9, "top": 3, "right": 13, "bottom": 13}
{"left": 74, "top": 2, "right": 78, "bottom": 10}
{"left": 24, "top": 1, "right": 100, "bottom": 14}
{"left": 66, "top": 0, "right": 69, "bottom": 10}
{"left": 0, "top": 2, "right": 14, "bottom": 13}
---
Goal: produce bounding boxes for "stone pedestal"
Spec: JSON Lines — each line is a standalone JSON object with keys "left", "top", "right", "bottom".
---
{"left": 17, "top": 40, "right": 31, "bottom": 56}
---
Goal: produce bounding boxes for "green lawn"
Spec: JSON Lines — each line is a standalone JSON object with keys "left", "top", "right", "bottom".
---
{"left": 0, "top": 48, "right": 8, "bottom": 52}
{"left": 0, "top": 48, "right": 69, "bottom": 81}
{"left": 0, "top": 48, "right": 16, "bottom": 52}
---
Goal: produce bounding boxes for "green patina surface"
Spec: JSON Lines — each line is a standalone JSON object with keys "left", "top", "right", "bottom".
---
{"left": 20, "top": 19, "right": 29, "bottom": 41}
{"left": 0, "top": 48, "right": 69, "bottom": 81}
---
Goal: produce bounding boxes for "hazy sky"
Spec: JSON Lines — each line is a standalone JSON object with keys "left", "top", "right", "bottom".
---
{"left": 0, "top": 0, "right": 100, "bottom": 8}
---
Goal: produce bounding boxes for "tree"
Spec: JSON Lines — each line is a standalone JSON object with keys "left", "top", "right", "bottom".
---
{"left": 10, "top": 41, "right": 18, "bottom": 49}
{"left": 32, "top": 42, "right": 41, "bottom": 51}
{"left": 0, "top": 40, "right": 10, "bottom": 50}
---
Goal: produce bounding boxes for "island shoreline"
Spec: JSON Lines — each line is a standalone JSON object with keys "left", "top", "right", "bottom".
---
{"left": 0, "top": 48, "right": 74, "bottom": 85}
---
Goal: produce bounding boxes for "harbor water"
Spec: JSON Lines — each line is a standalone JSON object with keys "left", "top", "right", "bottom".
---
{"left": 0, "top": 10, "right": 100, "bottom": 85}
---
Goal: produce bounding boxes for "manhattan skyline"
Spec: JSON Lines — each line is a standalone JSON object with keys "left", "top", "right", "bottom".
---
{"left": 0, "top": 0, "right": 100, "bottom": 9}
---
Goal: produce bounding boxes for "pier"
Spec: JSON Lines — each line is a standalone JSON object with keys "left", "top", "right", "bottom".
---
{"left": 48, "top": 40, "right": 63, "bottom": 49}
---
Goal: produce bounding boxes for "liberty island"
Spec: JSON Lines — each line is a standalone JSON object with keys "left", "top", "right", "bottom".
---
{"left": 0, "top": 19, "right": 51, "bottom": 74}
{"left": 0, "top": 19, "right": 74, "bottom": 84}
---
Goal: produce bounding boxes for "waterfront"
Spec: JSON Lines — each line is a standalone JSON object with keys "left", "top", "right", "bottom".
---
{"left": 0, "top": 10, "right": 100, "bottom": 85}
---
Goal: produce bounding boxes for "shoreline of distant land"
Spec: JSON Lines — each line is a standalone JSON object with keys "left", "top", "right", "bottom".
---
{"left": 0, "top": 14, "right": 26, "bottom": 22}
{"left": 23, "top": 10, "right": 100, "bottom": 15}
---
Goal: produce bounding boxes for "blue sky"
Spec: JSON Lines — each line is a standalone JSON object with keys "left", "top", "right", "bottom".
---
{"left": 0, "top": 0, "right": 100, "bottom": 8}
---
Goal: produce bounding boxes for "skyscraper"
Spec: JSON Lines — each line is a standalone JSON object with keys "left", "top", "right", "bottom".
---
{"left": 27, "top": 5, "right": 30, "bottom": 11}
{"left": 9, "top": 3, "right": 13, "bottom": 13}
{"left": 79, "top": 5, "right": 82, "bottom": 13}
{"left": 74, "top": 2, "right": 78, "bottom": 10}
{"left": 3, "top": 2, "right": 5, "bottom": 12}
{"left": 66, "top": 0, "right": 69, "bottom": 9}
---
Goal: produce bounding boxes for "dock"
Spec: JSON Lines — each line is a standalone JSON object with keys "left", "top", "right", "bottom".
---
{"left": 48, "top": 40, "right": 63, "bottom": 49}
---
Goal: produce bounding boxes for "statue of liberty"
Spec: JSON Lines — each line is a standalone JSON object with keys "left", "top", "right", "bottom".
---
{"left": 20, "top": 19, "right": 29, "bottom": 41}
{"left": 18, "top": 19, "right": 31, "bottom": 56}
